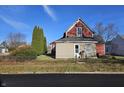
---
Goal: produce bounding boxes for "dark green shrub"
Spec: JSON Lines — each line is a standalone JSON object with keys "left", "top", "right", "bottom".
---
{"left": 111, "top": 56, "right": 116, "bottom": 60}
{"left": 8, "top": 47, "right": 16, "bottom": 52}
{"left": 11, "top": 45, "right": 37, "bottom": 61}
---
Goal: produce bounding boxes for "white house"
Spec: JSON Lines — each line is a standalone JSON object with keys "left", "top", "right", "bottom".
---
{"left": 50, "top": 18, "right": 105, "bottom": 59}
{"left": 0, "top": 41, "right": 8, "bottom": 54}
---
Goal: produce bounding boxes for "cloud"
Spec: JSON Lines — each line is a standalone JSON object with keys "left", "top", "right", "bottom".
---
{"left": 42, "top": 5, "right": 57, "bottom": 21}
{"left": 0, "top": 15, "right": 30, "bottom": 30}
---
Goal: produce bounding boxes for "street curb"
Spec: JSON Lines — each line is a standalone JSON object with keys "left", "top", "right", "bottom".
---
{"left": 1, "top": 72, "right": 124, "bottom": 74}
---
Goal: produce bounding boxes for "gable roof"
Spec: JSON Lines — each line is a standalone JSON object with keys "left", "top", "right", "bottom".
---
{"left": 65, "top": 18, "right": 95, "bottom": 34}
{"left": 0, "top": 41, "right": 8, "bottom": 48}
{"left": 51, "top": 18, "right": 105, "bottom": 44}
{"left": 113, "top": 34, "right": 124, "bottom": 40}
{"left": 0, "top": 44, "right": 5, "bottom": 48}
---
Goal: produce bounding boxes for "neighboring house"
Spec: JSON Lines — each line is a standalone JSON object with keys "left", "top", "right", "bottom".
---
{"left": 105, "top": 41, "right": 112, "bottom": 55}
{"left": 50, "top": 18, "right": 105, "bottom": 59}
{"left": 47, "top": 42, "right": 56, "bottom": 55}
{"left": 106, "top": 35, "right": 124, "bottom": 56}
{"left": 0, "top": 41, "right": 8, "bottom": 54}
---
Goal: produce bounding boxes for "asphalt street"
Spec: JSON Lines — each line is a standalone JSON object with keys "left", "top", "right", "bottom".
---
{"left": 0, "top": 73, "right": 124, "bottom": 87}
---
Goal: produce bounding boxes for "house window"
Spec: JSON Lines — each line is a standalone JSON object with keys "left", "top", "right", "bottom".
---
{"left": 75, "top": 45, "right": 79, "bottom": 53}
{"left": 76, "top": 27, "right": 82, "bottom": 37}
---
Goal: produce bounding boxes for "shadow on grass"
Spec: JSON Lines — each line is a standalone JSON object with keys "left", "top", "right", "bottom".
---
{"left": 46, "top": 54, "right": 55, "bottom": 59}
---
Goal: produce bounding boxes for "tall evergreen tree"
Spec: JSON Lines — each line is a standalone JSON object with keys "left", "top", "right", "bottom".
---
{"left": 31, "top": 26, "right": 47, "bottom": 55}
{"left": 31, "top": 26, "right": 45, "bottom": 55}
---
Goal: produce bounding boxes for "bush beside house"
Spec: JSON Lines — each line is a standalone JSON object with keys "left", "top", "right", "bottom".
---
{"left": 10, "top": 45, "right": 37, "bottom": 61}
{"left": 0, "top": 26, "right": 48, "bottom": 62}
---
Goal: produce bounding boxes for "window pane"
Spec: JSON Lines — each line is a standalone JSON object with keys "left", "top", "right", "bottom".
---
{"left": 77, "top": 27, "right": 82, "bottom": 37}
{"left": 78, "top": 28, "right": 81, "bottom": 34}
{"left": 75, "top": 45, "right": 78, "bottom": 49}
{"left": 75, "top": 49, "right": 78, "bottom": 53}
{"left": 75, "top": 45, "right": 79, "bottom": 53}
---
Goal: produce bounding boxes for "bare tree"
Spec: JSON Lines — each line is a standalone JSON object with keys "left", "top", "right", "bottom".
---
{"left": 94, "top": 22, "right": 106, "bottom": 37}
{"left": 94, "top": 22, "right": 118, "bottom": 42}
{"left": 104, "top": 23, "right": 118, "bottom": 42}
{"left": 7, "top": 32, "right": 26, "bottom": 49}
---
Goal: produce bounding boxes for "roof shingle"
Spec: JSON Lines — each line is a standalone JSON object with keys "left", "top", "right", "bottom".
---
{"left": 56, "top": 35, "right": 105, "bottom": 44}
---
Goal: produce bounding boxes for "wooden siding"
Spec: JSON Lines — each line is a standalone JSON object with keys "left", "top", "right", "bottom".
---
{"left": 56, "top": 43, "right": 74, "bottom": 58}
{"left": 67, "top": 21, "right": 93, "bottom": 37}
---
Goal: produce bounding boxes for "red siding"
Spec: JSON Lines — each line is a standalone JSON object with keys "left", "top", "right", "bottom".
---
{"left": 76, "top": 21, "right": 84, "bottom": 27}
{"left": 83, "top": 28, "right": 93, "bottom": 37}
{"left": 67, "top": 27, "right": 76, "bottom": 37}
{"left": 67, "top": 21, "right": 93, "bottom": 37}
{"left": 96, "top": 44, "right": 105, "bottom": 56}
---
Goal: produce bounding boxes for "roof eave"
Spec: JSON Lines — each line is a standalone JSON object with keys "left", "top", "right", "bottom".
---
{"left": 55, "top": 41, "right": 98, "bottom": 43}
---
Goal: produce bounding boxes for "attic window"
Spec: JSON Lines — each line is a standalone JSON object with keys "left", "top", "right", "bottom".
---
{"left": 76, "top": 27, "right": 82, "bottom": 37}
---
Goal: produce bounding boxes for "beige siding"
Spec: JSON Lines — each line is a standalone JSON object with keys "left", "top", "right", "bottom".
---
{"left": 56, "top": 43, "right": 74, "bottom": 58}
{"left": 91, "top": 43, "right": 97, "bottom": 56}
{"left": 56, "top": 42, "right": 96, "bottom": 58}
{"left": 76, "top": 43, "right": 96, "bottom": 57}
{"left": 79, "top": 43, "right": 85, "bottom": 51}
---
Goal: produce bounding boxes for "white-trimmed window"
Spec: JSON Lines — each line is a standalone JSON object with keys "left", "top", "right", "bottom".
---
{"left": 75, "top": 45, "right": 79, "bottom": 53}
{"left": 76, "top": 27, "right": 82, "bottom": 37}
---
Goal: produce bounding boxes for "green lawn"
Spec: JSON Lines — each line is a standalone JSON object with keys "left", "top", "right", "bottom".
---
{"left": 37, "top": 55, "right": 54, "bottom": 61}
{"left": 114, "top": 56, "right": 124, "bottom": 60}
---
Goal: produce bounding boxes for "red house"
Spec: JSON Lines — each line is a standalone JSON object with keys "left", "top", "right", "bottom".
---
{"left": 50, "top": 18, "right": 105, "bottom": 58}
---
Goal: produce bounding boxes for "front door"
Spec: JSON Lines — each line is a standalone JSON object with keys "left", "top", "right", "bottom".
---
{"left": 74, "top": 44, "right": 80, "bottom": 58}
